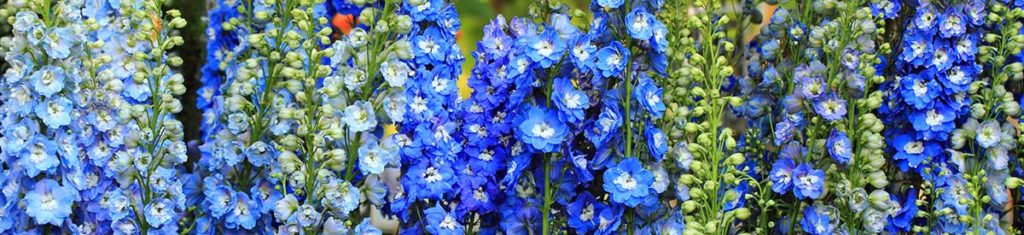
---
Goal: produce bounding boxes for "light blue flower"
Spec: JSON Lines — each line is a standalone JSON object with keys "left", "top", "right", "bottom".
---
{"left": 225, "top": 192, "right": 259, "bottom": 230}
{"left": 19, "top": 136, "right": 59, "bottom": 177}
{"left": 30, "top": 66, "right": 65, "bottom": 97}
{"left": 976, "top": 120, "right": 1002, "bottom": 148}
{"left": 359, "top": 141, "right": 388, "bottom": 175}
{"left": 24, "top": 179, "right": 77, "bottom": 226}
{"left": 35, "top": 96, "right": 73, "bottom": 129}
{"left": 597, "top": 0, "right": 623, "bottom": 8}
{"left": 344, "top": 101, "right": 378, "bottom": 133}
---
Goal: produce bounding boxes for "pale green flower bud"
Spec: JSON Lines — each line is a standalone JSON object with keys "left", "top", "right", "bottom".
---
{"left": 868, "top": 190, "right": 891, "bottom": 210}
{"left": 867, "top": 171, "right": 888, "bottom": 188}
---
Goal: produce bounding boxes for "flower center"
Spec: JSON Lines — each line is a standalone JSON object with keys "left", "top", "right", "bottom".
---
{"left": 614, "top": 172, "right": 638, "bottom": 190}
{"left": 41, "top": 194, "right": 58, "bottom": 211}
{"left": 531, "top": 122, "right": 556, "bottom": 139}
{"left": 473, "top": 187, "right": 489, "bottom": 202}
{"left": 440, "top": 215, "right": 458, "bottom": 230}
{"left": 925, "top": 109, "right": 944, "bottom": 126}
{"left": 423, "top": 167, "right": 442, "bottom": 183}
{"left": 912, "top": 79, "right": 929, "bottom": 97}
{"left": 536, "top": 40, "right": 553, "bottom": 57}
{"left": 581, "top": 203, "right": 595, "bottom": 221}
{"left": 607, "top": 54, "right": 621, "bottom": 67}
{"left": 903, "top": 141, "right": 924, "bottom": 154}
{"left": 564, "top": 93, "right": 582, "bottom": 109}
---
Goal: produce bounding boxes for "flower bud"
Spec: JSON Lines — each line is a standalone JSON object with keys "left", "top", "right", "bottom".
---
{"left": 868, "top": 190, "right": 891, "bottom": 210}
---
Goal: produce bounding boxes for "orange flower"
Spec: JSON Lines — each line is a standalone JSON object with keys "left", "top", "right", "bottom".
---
{"left": 332, "top": 13, "right": 357, "bottom": 36}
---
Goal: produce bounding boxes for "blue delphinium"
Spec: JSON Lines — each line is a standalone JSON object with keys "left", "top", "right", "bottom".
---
{"left": 602, "top": 158, "right": 654, "bottom": 207}
{"left": 516, "top": 105, "right": 568, "bottom": 153}
{"left": 765, "top": 0, "right": 892, "bottom": 232}
{"left": 0, "top": 1, "right": 190, "bottom": 232}
{"left": 943, "top": 1, "right": 1023, "bottom": 234}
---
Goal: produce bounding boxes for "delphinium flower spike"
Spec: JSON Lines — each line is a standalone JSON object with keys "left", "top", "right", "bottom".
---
{"left": 762, "top": 0, "right": 893, "bottom": 233}
{"left": 388, "top": 0, "right": 467, "bottom": 233}
{"left": 879, "top": 0, "right": 994, "bottom": 233}
{"left": 266, "top": 0, "right": 413, "bottom": 233}
{"left": 945, "top": 1, "right": 1024, "bottom": 234}
{"left": 194, "top": 0, "right": 293, "bottom": 232}
{"left": 661, "top": 0, "right": 755, "bottom": 234}
{"left": 0, "top": 0, "right": 185, "bottom": 233}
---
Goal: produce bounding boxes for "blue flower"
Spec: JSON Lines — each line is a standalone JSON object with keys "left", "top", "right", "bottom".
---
{"left": 19, "top": 136, "right": 59, "bottom": 177}
{"left": 595, "top": 42, "right": 629, "bottom": 78}
{"left": 645, "top": 123, "right": 668, "bottom": 162}
{"left": 900, "top": 31, "right": 933, "bottom": 67}
{"left": 552, "top": 77, "right": 590, "bottom": 123}
{"left": 892, "top": 134, "right": 941, "bottom": 171}
{"left": 525, "top": 29, "right": 565, "bottom": 68}
{"left": 594, "top": 204, "right": 623, "bottom": 234}
{"left": 770, "top": 157, "right": 795, "bottom": 193}
{"left": 813, "top": 93, "right": 846, "bottom": 122}
{"left": 909, "top": 103, "right": 956, "bottom": 140}
{"left": 774, "top": 120, "right": 795, "bottom": 146}
{"left": 35, "top": 96, "right": 72, "bottom": 129}
{"left": 797, "top": 75, "right": 825, "bottom": 100}
{"left": 938, "top": 10, "right": 966, "bottom": 38}
{"left": 626, "top": 8, "right": 654, "bottom": 40}
{"left": 899, "top": 71, "right": 940, "bottom": 109}
{"left": 567, "top": 192, "right": 603, "bottom": 233}
{"left": 424, "top": 204, "right": 464, "bottom": 235}
{"left": 570, "top": 34, "right": 598, "bottom": 73}
{"left": 344, "top": 101, "right": 378, "bottom": 133}
{"left": 602, "top": 157, "right": 653, "bottom": 207}
{"left": 204, "top": 185, "right": 235, "bottom": 218}
{"left": 30, "top": 66, "right": 65, "bottom": 97}
{"left": 405, "top": 161, "right": 454, "bottom": 199}
{"left": 801, "top": 205, "right": 834, "bottom": 235}
{"left": 939, "top": 64, "right": 977, "bottom": 93}
{"left": 826, "top": 129, "right": 852, "bottom": 164}
{"left": 225, "top": 192, "right": 258, "bottom": 230}
{"left": 597, "top": 0, "right": 623, "bottom": 8}
{"left": 516, "top": 106, "right": 568, "bottom": 153}
{"left": 870, "top": 0, "right": 901, "bottom": 19}
{"left": 634, "top": 76, "right": 666, "bottom": 118}
{"left": 792, "top": 163, "right": 824, "bottom": 200}
{"left": 144, "top": 199, "right": 174, "bottom": 228}
{"left": 886, "top": 188, "right": 918, "bottom": 233}
{"left": 24, "top": 179, "right": 77, "bottom": 226}
{"left": 585, "top": 105, "right": 622, "bottom": 147}
{"left": 359, "top": 141, "right": 389, "bottom": 175}
{"left": 413, "top": 26, "right": 450, "bottom": 64}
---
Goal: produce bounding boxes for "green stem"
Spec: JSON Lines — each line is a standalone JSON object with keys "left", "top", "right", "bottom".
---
{"left": 541, "top": 152, "right": 553, "bottom": 235}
